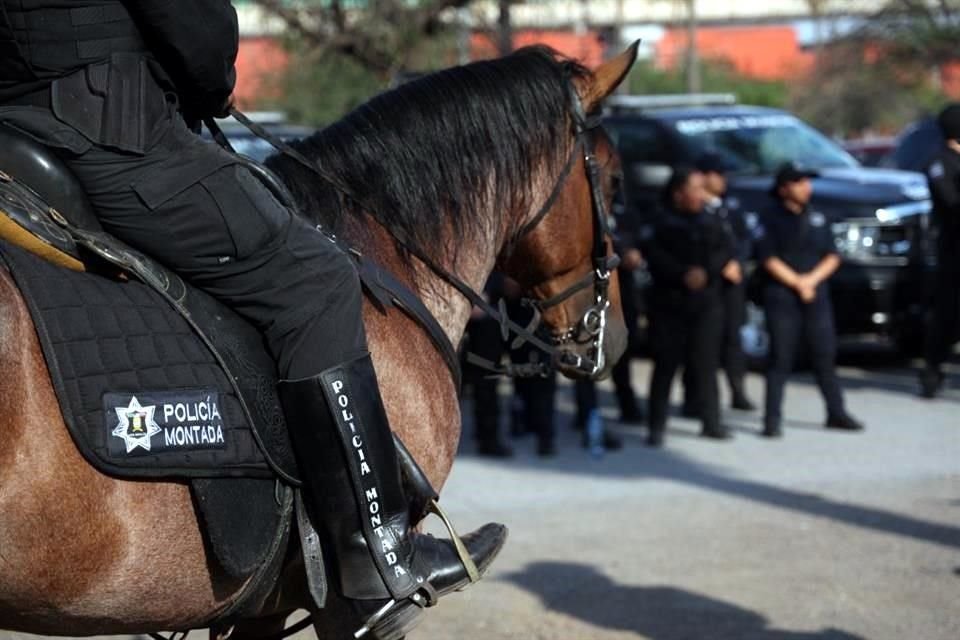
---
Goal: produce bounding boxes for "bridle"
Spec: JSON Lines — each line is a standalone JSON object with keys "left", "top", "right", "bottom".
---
{"left": 219, "top": 76, "right": 619, "bottom": 379}
{"left": 504, "top": 80, "right": 621, "bottom": 377}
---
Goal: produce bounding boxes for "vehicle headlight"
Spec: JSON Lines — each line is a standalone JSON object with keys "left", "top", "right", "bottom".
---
{"left": 831, "top": 220, "right": 913, "bottom": 259}
{"left": 875, "top": 200, "right": 931, "bottom": 222}
{"left": 901, "top": 183, "right": 930, "bottom": 201}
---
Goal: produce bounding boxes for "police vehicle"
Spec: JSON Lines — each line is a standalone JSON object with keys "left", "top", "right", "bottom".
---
{"left": 203, "top": 111, "right": 314, "bottom": 162}
{"left": 604, "top": 95, "right": 935, "bottom": 355}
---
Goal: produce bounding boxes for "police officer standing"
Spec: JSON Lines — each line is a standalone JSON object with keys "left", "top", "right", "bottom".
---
{"left": 757, "top": 164, "right": 865, "bottom": 437}
{"left": 919, "top": 104, "right": 960, "bottom": 398}
{"left": 644, "top": 167, "right": 733, "bottom": 446}
{"left": 683, "top": 152, "right": 757, "bottom": 413}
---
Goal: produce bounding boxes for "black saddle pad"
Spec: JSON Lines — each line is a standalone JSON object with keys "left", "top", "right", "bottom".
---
{"left": 0, "top": 240, "right": 289, "bottom": 577}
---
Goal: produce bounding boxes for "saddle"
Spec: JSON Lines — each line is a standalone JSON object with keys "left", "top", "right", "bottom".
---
{"left": 0, "top": 126, "right": 459, "bottom": 622}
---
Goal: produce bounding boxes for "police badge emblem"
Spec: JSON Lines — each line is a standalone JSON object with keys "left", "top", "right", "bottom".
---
{"left": 112, "top": 395, "right": 161, "bottom": 453}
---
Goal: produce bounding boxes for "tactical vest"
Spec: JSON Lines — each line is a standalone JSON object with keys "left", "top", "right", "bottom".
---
{"left": 0, "top": 0, "right": 147, "bottom": 87}
{"left": 0, "top": 1, "right": 168, "bottom": 153}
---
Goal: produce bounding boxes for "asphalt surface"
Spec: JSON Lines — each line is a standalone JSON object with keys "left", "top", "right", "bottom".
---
{"left": 4, "top": 356, "right": 959, "bottom": 640}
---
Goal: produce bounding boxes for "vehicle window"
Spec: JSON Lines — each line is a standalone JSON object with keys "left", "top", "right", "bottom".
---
{"left": 893, "top": 120, "right": 941, "bottom": 172}
{"left": 667, "top": 114, "right": 858, "bottom": 174}
{"left": 606, "top": 120, "right": 675, "bottom": 165}
{"left": 229, "top": 137, "right": 278, "bottom": 163}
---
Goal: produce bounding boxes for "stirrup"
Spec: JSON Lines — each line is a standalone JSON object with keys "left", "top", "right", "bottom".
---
{"left": 427, "top": 499, "right": 482, "bottom": 586}
{"left": 353, "top": 499, "right": 484, "bottom": 639}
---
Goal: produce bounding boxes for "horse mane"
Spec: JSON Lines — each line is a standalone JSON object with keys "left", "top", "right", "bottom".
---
{"left": 265, "top": 46, "right": 589, "bottom": 265}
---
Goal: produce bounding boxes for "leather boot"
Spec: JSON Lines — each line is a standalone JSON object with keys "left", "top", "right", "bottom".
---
{"left": 279, "top": 353, "right": 507, "bottom": 640}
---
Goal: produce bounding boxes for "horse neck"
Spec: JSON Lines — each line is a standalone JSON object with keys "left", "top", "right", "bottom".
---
{"left": 348, "top": 207, "right": 504, "bottom": 348}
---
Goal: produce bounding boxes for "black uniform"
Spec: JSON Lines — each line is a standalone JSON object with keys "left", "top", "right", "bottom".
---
{"left": 922, "top": 146, "right": 960, "bottom": 383}
{"left": 755, "top": 204, "right": 846, "bottom": 428}
{"left": 644, "top": 207, "right": 732, "bottom": 440}
{"left": 464, "top": 275, "right": 512, "bottom": 457}
{"left": 713, "top": 195, "right": 754, "bottom": 399}
{"left": 682, "top": 194, "right": 755, "bottom": 409}
{"left": 0, "top": 0, "right": 362, "bottom": 379}
{"left": 506, "top": 297, "right": 558, "bottom": 456}
{"left": 0, "top": 0, "right": 503, "bottom": 628}
{"left": 609, "top": 200, "right": 645, "bottom": 423}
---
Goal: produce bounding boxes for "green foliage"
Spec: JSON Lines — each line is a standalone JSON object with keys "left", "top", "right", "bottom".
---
{"left": 789, "top": 41, "right": 951, "bottom": 138}
{"left": 265, "top": 32, "right": 461, "bottom": 127}
{"left": 626, "top": 58, "right": 788, "bottom": 108}
{"left": 790, "top": 0, "right": 959, "bottom": 137}
{"left": 270, "top": 49, "right": 383, "bottom": 127}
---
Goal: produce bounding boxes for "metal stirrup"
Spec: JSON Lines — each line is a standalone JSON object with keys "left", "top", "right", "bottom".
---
{"left": 428, "top": 499, "right": 482, "bottom": 585}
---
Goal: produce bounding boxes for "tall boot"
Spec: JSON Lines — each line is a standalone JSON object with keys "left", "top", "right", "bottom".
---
{"left": 279, "top": 353, "right": 507, "bottom": 639}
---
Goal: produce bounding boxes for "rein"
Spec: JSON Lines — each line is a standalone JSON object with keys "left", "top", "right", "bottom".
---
{"left": 216, "top": 79, "right": 616, "bottom": 378}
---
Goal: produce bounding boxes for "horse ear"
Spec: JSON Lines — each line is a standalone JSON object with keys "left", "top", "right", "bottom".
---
{"left": 580, "top": 41, "right": 640, "bottom": 112}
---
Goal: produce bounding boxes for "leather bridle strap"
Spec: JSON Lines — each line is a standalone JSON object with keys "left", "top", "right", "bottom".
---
{"left": 513, "top": 138, "right": 582, "bottom": 241}
{"left": 222, "top": 104, "right": 598, "bottom": 375}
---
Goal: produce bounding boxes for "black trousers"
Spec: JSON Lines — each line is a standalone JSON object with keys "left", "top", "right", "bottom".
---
{"left": 464, "top": 316, "right": 506, "bottom": 446}
{"left": 720, "top": 281, "right": 749, "bottom": 396}
{"left": 509, "top": 341, "right": 556, "bottom": 447}
{"left": 648, "top": 300, "right": 723, "bottom": 434}
{"left": 682, "top": 280, "right": 749, "bottom": 405}
{"left": 572, "top": 357, "right": 639, "bottom": 428}
{"left": 0, "top": 104, "right": 365, "bottom": 381}
{"left": 764, "top": 288, "right": 845, "bottom": 424}
{"left": 924, "top": 253, "right": 960, "bottom": 372}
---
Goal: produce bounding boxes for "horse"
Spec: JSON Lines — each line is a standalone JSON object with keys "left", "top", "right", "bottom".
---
{"left": 0, "top": 43, "right": 637, "bottom": 638}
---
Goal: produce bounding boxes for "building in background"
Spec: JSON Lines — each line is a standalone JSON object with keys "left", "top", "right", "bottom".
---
{"left": 231, "top": 0, "right": 960, "bottom": 109}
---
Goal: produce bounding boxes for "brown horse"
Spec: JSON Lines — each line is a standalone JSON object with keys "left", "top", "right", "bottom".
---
{"left": 0, "top": 44, "right": 636, "bottom": 638}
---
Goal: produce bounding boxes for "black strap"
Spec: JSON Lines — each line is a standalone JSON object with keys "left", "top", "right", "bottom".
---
{"left": 354, "top": 251, "right": 463, "bottom": 389}
{"left": 223, "top": 108, "right": 576, "bottom": 373}
{"left": 513, "top": 139, "right": 581, "bottom": 240}
{"left": 204, "top": 117, "right": 236, "bottom": 153}
{"left": 532, "top": 254, "right": 620, "bottom": 311}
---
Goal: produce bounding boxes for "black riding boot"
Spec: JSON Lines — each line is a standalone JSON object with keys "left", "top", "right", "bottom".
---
{"left": 279, "top": 353, "right": 507, "bottom": 640}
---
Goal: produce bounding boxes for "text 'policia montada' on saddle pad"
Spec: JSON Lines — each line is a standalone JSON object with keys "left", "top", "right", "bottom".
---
{"left": 104, "top": 390, "right": 228, "bottom": 457}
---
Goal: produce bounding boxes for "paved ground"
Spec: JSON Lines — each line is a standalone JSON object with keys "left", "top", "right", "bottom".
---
{"left": 4, "top": 356, "right": 959, "bottom": 640}
{"left": 414, "top": 355, "right": 960, "bottom": 640}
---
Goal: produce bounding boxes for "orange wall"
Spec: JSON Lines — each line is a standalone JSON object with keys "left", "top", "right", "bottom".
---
{"left": 941, "top": 62, "right": 960, "bottom": 100}
{"left": 471, "top": 30, "right": 607, "bottom": 67}
{"left": 234, "top": 36, "right": 289, "bottom": 108}
{"left": 657, "top": 25, "right": 813, "bottom": 80}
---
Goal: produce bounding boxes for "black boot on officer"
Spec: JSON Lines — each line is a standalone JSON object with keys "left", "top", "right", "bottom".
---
{"left": 279, "top": 354, "right": 507, "bottom": 639}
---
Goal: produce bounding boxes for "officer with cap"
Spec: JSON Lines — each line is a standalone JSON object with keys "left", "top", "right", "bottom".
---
{"left": 756, "top": 163, "right": 865, "bottom": 437}
{"left": 919, "top": 103, "right": 960, "bottom": 398}
{"left": 683, "top": 152, "right": 757, "bottom": 413}
{"left": 644, "top": 166, "right": 733, "bottom": 445}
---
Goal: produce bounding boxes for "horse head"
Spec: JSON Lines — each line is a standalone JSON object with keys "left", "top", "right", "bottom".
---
{"left": 498, "top": 43, "right": 638, "bottom": 380}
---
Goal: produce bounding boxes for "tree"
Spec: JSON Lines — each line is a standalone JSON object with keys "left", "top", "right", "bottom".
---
{"left": 250, "top": 0, "right": 471, "bottom": 79}
{"left": 789, "top": 0, "right": 959, "bottom": 137}
{"left": 867, "top": 0, "right": 960, "bottom": 68}
{"left": 627, "top": 59, "right": 787, "bottom": 108}
{"left": 249, "top": 0, "right": 469, "bottom": 125}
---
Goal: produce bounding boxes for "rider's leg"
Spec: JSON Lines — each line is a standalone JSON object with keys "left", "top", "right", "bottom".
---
{"left": 2, "top": 106, "right": 506, "bottom": 636}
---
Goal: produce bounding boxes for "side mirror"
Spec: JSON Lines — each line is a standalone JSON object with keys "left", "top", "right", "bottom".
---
{"left": 628, "top": 163, "right": 672, "bottom": 189}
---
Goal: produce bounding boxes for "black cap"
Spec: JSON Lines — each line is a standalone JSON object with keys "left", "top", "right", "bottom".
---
{"left": 773, "top": 162, "right": 818, "bottom": 190}
{"left": 937, "top": 103, "right": 960, "bottom": 140}
{"left": 695, "top": 151, "right": 727, "bottom": 174}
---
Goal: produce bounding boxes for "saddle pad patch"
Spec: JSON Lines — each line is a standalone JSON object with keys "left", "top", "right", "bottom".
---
{"left": 105, "top": 390, "right": 229, "bottom": 457}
